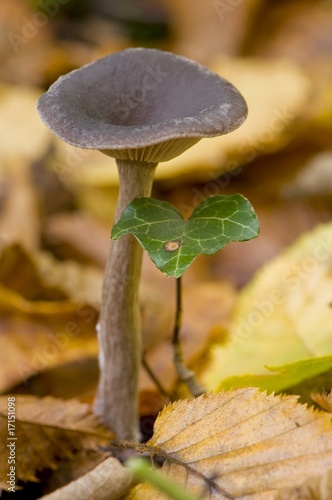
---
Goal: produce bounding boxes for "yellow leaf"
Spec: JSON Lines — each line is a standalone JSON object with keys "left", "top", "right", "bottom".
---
{"left": 276, "top": 468, "right": 332, "bottom": 500}
{"left": 0, "top": 84, "right": 51, "bottom": 162}
{"left": 203, "top": 222, "right": 332, "bottom": 389}
{"left": 126, "top": 389, "right": 332, "bottom": 498}
{"left": 0, "top": 396, "right": 113, "bottom": 486}
{"left": 0, "top": 159, "right": 40, "bottom": 251}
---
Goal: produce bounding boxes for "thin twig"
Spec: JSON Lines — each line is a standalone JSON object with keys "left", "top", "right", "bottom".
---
{"left": 142, "top": 356, "right": 171, "bottom": 398}
{"left": 172, "top": 277, "right": 205, "bottom": 397}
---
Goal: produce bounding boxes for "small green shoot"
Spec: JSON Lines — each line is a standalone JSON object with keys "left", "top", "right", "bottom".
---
{"left": 126, "top": 457, "right": 199, "bottom": 500}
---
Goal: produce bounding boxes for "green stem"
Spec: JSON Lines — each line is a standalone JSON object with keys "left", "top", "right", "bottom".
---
{"left": 126, "top": 458, "right": 199, "bottom": 500}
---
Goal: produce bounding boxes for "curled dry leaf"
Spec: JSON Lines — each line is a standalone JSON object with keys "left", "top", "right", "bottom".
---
{"left": 126, "top": 388, "right": 332, "bottom": 499}
{"left": 0, "top": 396, "right": 114, "bottom": 486}
{"left": 0, "top": 243, "right": 102, "bottom": 306}
{"left": 40, "top": 457, "right": 132, "bottom": 500}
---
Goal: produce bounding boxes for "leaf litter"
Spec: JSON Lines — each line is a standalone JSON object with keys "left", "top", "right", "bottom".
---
{"left": 0, "top": 1, "right": 331, "bottom": 498}
{"left": 0, "top": 396, "right": 113, "bottom": 486}
{"left": 125, "top": 388, "right": 332, "bottom": 499}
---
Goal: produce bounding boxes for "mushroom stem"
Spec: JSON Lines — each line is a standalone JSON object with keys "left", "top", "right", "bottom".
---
{"left": 94, "top": 159, "right": 157, "bottom": 441}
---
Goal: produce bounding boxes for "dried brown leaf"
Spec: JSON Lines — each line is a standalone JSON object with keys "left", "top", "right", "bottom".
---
{"left": 311, "top": 390, "right": 332, "bottom": 413}
{"left": 126, "top": 388, "right": 332, "bottom": 499}
{"left": 0, "top": 159, "right": 40, "bottom": 252}
{"left": 0, "top": 244, "right": 67, "bottom": 302}
{"left": 0, "top": 317, "right": 98, "bottom": 393}
{"left": 43, "top": 449, "right": 110, "bottom": 495}
{"left": 40, "top": 457, "right": 132, "bottom": 500}
{"left": 0, "top": 396, "right": 113, "bottom": 486}
{"left": 0, "top": 241, "right": 102, "bottom": 308}
{"left": 45, "top": 212, "right": 111, "bottom": 266}
{"left": 0, "top": 244, "right": 101, "bottom": 392}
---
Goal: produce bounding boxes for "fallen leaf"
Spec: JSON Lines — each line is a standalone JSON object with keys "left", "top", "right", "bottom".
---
{"left": 125, "top": 388, "right": 332, "bottom": 498}
{"left": 45, "top": 211, "right": 111, "bottom": 266}
{"left": 202, "top": 222, "right": 332, "bottom": 390}
{"left": 0, "top": 243, "right": 102, "bottom": 313}
{"left": 282, "top": 151, "right": 332, "bottom": 198}
{"left": 0, "top": 84, "right": 51, "bottom": 161}
{"left": 217, "top": 355, "right": 332, "bottom": 396}
{"left": 276, "top": 468, "right": 332, "bottom": 500}
{"left": 311, "top": 390, "right": 332, "bottom": 413}
{"left": 0, "top": 396, "right": 113, "bottom": 486}
{"left": 0, "top": 159, "right": 40, "bottom": 252}
{"left": 35, "top": 250, "right": 102, "bottom": 306}
{"left": 0, "top": 317, "right": 98, "bottom": 393}
{"left": 0, "top": 244, "right": 101, "bottom": 392}
{"left": 9, "top": 357, "right": 99, "bottom": 403}
{"left": 42, "top": 449, "right": 110, "bottom": 498}
{"left": 0, "top": 244, "right": 67, "bottom": 301}
{"left": 40, "top": 457, "right": 132, "bottom": 500}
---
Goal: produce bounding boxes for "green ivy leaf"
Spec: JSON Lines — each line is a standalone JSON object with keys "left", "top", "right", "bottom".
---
{"left": 112, "top": 195, "right": 259, "bottom": 278}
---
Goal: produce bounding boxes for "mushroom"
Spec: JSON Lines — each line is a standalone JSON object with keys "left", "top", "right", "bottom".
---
{"left": 37, "top": 47, "right": 248, "bottom": 440}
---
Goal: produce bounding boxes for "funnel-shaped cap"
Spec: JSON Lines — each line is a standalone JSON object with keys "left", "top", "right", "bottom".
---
{"left": 37, "top": 48, "right": 248, "bottom": 163}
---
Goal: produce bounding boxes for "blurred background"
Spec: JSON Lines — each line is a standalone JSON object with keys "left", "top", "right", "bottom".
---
{"left": 1, "top": 0, "right": 331, "bottom": 284}
{"left": 0, "top": 0, "right": 332, "bottom": 445}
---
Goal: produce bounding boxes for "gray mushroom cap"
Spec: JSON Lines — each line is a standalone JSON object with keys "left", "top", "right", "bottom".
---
{"left": 37, "top": 48, "right": 248, "bottom": 163}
